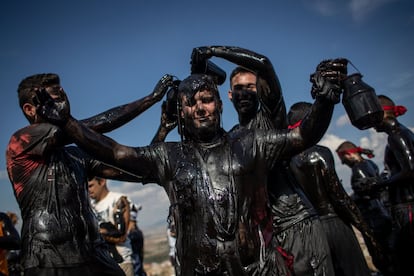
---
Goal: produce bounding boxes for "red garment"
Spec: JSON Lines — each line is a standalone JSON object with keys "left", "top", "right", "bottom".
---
{"left": 337, "top": 147, "right": 374, "bottom": 158}
{"left": 382, "top": 105, "right": 407, "bottom": 117}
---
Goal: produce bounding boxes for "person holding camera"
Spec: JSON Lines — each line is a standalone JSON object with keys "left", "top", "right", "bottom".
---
{"left": 88, "top": 177, "right": 134, "bottom": 276}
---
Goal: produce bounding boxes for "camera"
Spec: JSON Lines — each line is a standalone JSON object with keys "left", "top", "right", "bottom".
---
{"left": 164, "top": 80, "right": 181, "bottom": 121}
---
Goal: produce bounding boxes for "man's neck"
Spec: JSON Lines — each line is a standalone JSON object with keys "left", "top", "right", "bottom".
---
{"left": 97, "top": 189, "right": 110, "bottom": 202}
{"left": 239, "top": 114, "right": 254, "bottom": 127}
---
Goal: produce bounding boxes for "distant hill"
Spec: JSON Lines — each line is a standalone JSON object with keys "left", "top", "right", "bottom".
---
{"left": 142, "top": 221, "right": 170, "bottom": 264}
{"left": 142, "top": 222, "right": 176, "bottom": 275}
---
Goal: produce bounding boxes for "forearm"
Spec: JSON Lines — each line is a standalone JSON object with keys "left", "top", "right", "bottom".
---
{"left": 330, "top": 177, "right": 374, "bottom": 236}
{"left": 64, "top": 117, "right": 140, "bottom": 174}
{"left": 297, "top": 57, "right": 346, "bottom": 147}
{"left": 210, "top": 46, "right": 276, "bottom": 78}
{"left": 80, "top": 74, "right": 173, "bottom": 133}
{"left": 80, "top": 94, "right": 160, "bottom": 134}
{"left": 334, "top": 192, "right": 368, "bottom": 230}
{"left": 151, "top": 124, "right": 170, "bottom": 144}
{"left": 298, "top": 98, "right": 334, "bottom": 149}
{"left": 94, "top": 163, "right": 144, "bottom": 183}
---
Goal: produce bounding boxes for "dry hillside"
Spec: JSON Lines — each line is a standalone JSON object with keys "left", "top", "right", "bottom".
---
{"left": 142, "top": 224, "right": 175, "bottom": 276}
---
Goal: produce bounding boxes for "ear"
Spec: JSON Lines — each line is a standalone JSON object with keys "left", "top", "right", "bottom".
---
{"left": 218, "top": 99, "right": 223, "bottom": 113}
{"left": 23, "top": 103, "right": 36, "bottom": 118}
{"left": 98, "top": 178, "right": 107, "bottom": 186}
{"left": 228, "top": 89, "right": 233, "bottom": 101}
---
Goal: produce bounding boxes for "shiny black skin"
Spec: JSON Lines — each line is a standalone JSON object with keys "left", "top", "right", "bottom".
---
{"left": 191, "top": 46, "right": 340, "bottom": 275}
{"left": 7, "top": 73, "right": 172, "bottom": 275}
{"left": 36, "top": 67, "right": 338, "bottom": 275}
{"left": 376, "top": 116, "right": 414, "bottom": 275}
{"left": 291, "top": 145, "right": 387, "bottom": 275}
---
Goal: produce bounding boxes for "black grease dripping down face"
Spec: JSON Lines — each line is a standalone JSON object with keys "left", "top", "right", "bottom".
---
{"left": 177, "top": 74, "right": 222, "bottom": 142}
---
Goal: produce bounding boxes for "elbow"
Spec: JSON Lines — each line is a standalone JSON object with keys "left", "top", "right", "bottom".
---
{"left": 296, "top": 128, "right": 321, "bottom": 150}
{"left": 113, "top": 145, "right": 131, "bottom": 163}
{"left": 258, "top": 56, "right": 274, "bottom": 74}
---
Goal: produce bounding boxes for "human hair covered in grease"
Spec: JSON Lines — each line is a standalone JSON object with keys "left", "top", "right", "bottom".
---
{"left": 17, "top": 73, "right": 60, "bottom": 108}
{"left": 178, "top": 73, "right": 220, "bottom": 100}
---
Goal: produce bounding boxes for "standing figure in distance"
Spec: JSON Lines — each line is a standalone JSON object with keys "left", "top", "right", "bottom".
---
{"left": 336, "top": 140, "right": 393, "bottom": 267}
{"left": 373, "top": 94, "right": 414, "bottom": 275}
{"left": 88, "top": 177, "right": 134, "bottom": 276}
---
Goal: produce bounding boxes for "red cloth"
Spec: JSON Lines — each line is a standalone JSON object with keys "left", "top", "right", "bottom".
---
{"left": 382, "top": 105, "right": 407, "bottom": 117}
{"left": 287, "top": 120, "right": 302, "bottom": 130}
{"left": 337, "top": 147, "right": 374, "bottom": 158}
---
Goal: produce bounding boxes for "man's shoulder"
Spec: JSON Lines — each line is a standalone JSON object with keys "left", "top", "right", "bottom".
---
{"left": 388, "top": 122, "right": 414, "bottom": 143}
{"left": 108, "top": 191, "right": 126, "bottom": 201}
{"left": 399, "top": 123, "right": 414, "bottom": 137}
{"left": 314, "top": 144, "right": 331, "bottom": 153}
{"left": 301, "top": 145, "right": 332, "bottom": 159}
{"left": 10, "top": 123, "right": 56, "bottom": 138}
{"left": 228, "top": 125, "right": 255, "bottom": 138}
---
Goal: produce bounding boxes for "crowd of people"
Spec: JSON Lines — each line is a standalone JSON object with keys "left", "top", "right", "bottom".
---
{"left": 3, "top": 45, "right": 413, "bottom": 276}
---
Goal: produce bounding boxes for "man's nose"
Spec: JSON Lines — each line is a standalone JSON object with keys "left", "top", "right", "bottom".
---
{"left": 195, "top": 101, "right": 206, "bottom": 114}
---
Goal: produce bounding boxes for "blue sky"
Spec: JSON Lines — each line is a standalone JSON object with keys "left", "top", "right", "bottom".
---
{"left": 1, "top": 0, "right": 413, "bottom": 231}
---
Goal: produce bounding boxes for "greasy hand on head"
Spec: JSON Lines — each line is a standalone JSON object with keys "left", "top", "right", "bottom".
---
{"left": 190, "top": 46, "right": 213, "bottom": 73}
{"left": 152, "top": 74, "right": 175, "bottom": 101}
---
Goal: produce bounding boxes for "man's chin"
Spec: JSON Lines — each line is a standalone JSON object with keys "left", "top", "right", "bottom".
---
{"left": 196, "top": 121, "right": 215, "bottom": 131}
{"left": 191, "top": 121, "right": 217, "bottom": 134}
{"left": 237, "top": 106, "right": 255, "bottom": 115}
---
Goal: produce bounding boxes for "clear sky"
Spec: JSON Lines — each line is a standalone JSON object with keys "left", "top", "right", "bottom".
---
{"left": 1, "top": 0, "right": 413, "bottom": 231}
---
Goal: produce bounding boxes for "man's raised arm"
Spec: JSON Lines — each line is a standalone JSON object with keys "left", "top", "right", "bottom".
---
{"left": 81, "top": 74, "right": 173, "bottom": 133}
{"left": 34, "top": 87, "right": 159, "bottom": 178}
{"left": 288, "top": 58, "right": 348, "bottom": 152}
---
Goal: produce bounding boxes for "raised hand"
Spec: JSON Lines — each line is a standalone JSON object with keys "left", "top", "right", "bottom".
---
{"left": 310, "top": 58, "right": 348, "bottom": 104}
{"left": 151, "top": 74, "right": 174, "bottom": 101}
{"left": 34, "top": 87, "right": 70, "bottom": 125}
{"left": 191, "top": 46, "right": 213, "bottom": 74}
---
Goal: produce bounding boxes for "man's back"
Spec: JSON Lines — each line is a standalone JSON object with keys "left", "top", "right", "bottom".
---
{"left": 6, "top": 124, "right": 101, "bottom": 269}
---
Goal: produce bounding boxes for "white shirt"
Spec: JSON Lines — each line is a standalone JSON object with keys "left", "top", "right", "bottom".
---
{"left": 92, "top": 191, "right": 133, "bottom": 263}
